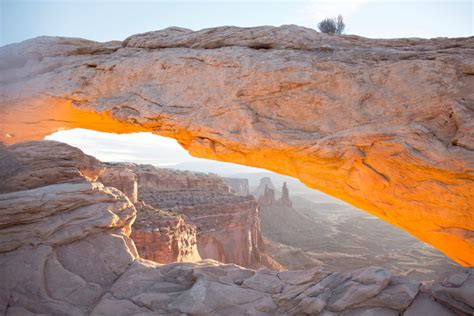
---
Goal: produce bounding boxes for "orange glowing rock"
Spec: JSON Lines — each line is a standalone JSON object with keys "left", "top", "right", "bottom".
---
{"left": 0, "top": 26, "right": 473, "bottom": 265}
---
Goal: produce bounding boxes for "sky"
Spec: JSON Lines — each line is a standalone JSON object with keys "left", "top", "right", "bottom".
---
{"left": 1, "top": 0, "right": 472, "bottom": 46}
{"left": 3, "top": 0, "right": 474, "bottom": 172}
{"left": 45, "top": 129, "right": 267, "bottom": 173}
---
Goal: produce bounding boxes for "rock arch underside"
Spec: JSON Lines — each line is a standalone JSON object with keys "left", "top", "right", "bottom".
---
{"left": 0, "top": 25, "right": 473, "bottom": 268}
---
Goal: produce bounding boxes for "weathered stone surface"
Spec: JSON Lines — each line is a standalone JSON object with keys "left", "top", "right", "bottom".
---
{"left": 0, "top": 141, "right": 138, "bottom": 314}
{"left": 0, "top": 140, "right": 104, "bottom": 193}
{"left": 278, "top": 267, "right": 327, "bottom": 286}
{"left": 0, "top": 26, "right": 472, "bottom": 264}
{"left": 355, "top": 276, "right": 420, "bottom": 311}
{"left": 125, "top": 163, "right": 273, "bottom": 269}
{"left": 403, "top": 293, "right": 457, "bottom": 316}
{"left": 131, "top": 200, "right": 201, "bottom": 263}
{"left": 325, "top": 267, "right": 392, "bottom": 312}
{"left": 342, "top": 307, "right": 399, "bottom": 316}
{"left": 242, "top": 268, "right": 284, "bottom": 294}
{"left": 429, "top": 268, "right": 474, "bottom": 314}
{"left": 0, "top": 140, "right": 468, "bottom": 315}
{"left": 0, "top": 182, "right": 136, "bottom": 252}
{"left": 0, "top": 142, "right": 136, "bottom": 254}
{"left": 99, "top": 163, "right": 138, "bottom": 203}
{"left": 274, "top": 266, "right": 397, "bottom": 314}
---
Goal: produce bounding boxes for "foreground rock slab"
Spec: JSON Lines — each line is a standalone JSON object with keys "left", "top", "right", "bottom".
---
{"left": 0, "top": 26, "right": 473, "bottom": 265}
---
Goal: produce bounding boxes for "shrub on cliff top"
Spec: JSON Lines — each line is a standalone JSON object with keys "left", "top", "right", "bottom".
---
{"left": 318, "top": 15, "right": 345, "bottom": 35}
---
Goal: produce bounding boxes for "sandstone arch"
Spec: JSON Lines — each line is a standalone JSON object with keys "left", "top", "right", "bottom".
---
{"left": 0, "top": 26, "right": 473, "bottom": 265}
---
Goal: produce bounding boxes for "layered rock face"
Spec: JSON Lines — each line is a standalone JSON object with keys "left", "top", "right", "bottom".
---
{"left": 223, "top": 177, "right": 251, "bottom": 195}
{"left": 131, "top": 201, "right": 201, "bottom": 263}
{"left": 0, "top": 26, "right": 473, "bottom": 265}
{"left": 98, "top": 163, "right": 201, "bottom": 264}
{"left": 0, "top": 141, "right": 138, "bottom": 314}
{"left": 124, "top": 164, "right": 270, "bottom": 269}
{"left": 0, "top": 140, "right": 473, "bottom": 315}
{"left": 99, "top": 163, "right": 138, "bottom": 203}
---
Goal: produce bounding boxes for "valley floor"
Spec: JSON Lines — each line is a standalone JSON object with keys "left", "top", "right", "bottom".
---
{"left": 260, "top": 195, "right": 458, "bottom": 281}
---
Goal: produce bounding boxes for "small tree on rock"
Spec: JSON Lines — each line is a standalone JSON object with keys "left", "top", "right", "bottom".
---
{"left": 318, "top": 15, "right": 345, "bottom": 35}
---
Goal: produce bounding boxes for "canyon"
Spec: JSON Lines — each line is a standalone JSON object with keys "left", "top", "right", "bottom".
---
{"left": 0, "top": 25, "right": 472, "bottom": 265}
{"left": 1, "top": 140, "right": 472, "bottom": 315}
{"left": 99, "top": 161, "right": 279, "bottom": 269}
{"left": 253, "top": 177, "right": 458, "bottom": 280}
{"left": 99, "top": 162, "right": 201, "bottom": 264}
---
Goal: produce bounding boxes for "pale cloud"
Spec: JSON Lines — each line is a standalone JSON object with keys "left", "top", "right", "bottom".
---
{"left": 45, "top": 129, "right": 197, "bottom": 166}
{"left": 287, "top": 0, "right": 369, "bottom": 28}
{"left": 45, "top": 128, "right": 268, "bottom": 174}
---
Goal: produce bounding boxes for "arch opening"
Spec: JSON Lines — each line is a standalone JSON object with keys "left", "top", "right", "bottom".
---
{"left": 1, "top": 29, "right": 472, "bottom": 266}
{"left": 41, "top": 128, "right": 460, "bottom": 278}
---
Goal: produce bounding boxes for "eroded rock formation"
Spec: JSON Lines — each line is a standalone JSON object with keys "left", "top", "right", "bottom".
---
{"left": 0, "top": 26, "right": 473, "bottom": 265}
{"left": 0, "top": 140, "right": 473, "bottom": 315}
{"left": 121, "top": 163, "right": 274, "bottom": 269}
{"left": 257, "top": 180, "right": 293, "bottom": 208}
{"left": 254, "top": 177, "right": 279, "bottom": 199}
{"left": 99, "top": 163, "right": 138, "bottom": 203}
{"left": 256, "top": 178, "right": 459, "bottom": 277}
{"left": 0, "top": 141, "right": 138, "bottom": 314}
{"left": 98, "top": 162, "right": 201, "bottom": 264}
{"left": 131, "top": 201, "right": 201, "bottom": 263}
{"left": 223, "top": 177, "right": 251, "bottom": 196}
{"left": 256, "top": 179, "right": 321, "bottom": 264}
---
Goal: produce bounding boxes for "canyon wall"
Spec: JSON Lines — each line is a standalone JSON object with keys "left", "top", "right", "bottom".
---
{"left": 0, "top": 26, "right": 473, "bottom": 265}
{"left": 122, "top": 163, "right": 275, "bottom": 269}
{"left": 130, "top": 201, "right": 201, "bottom": 263}
{"left": 223, "top": 177, "right": 251, "bottom": 196}
{"left": 1, "top": 140, "right": 473, "bottom": 315}
{"left": 98, "top": 163, "right": 201, "bottom": 264}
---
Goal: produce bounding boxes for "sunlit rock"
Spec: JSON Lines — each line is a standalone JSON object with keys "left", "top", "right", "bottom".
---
{"left": 131, "top": 201, "right": 202, "bottom": 263}
{"left": 117, "top": 163, "right": 275, "bottom": 269}
{"left": 0, "top": 26, "right": 472, "bottom": 265}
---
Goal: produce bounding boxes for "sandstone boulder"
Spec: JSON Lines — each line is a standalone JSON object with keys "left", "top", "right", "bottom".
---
{"left": 429, "top": 268, "right": 474, "bottom": 314}
{"left": 0, "top": 140, "right": 104, "bottom": 193}
{"left": 403, "top": 293, "right": 457, "bottom": 316}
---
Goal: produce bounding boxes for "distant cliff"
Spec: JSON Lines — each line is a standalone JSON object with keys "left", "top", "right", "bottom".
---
{"left": 99, "top": 163, "right": 201, "bottom": 264}
{"left": 101, "top": 163, "right": 280, "bottom": 270}
{"left": 222, "top": 177, "right": 250, "bottom": 196}
{"left": 256, "top": 179, "right": 306, "bottom": 241}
